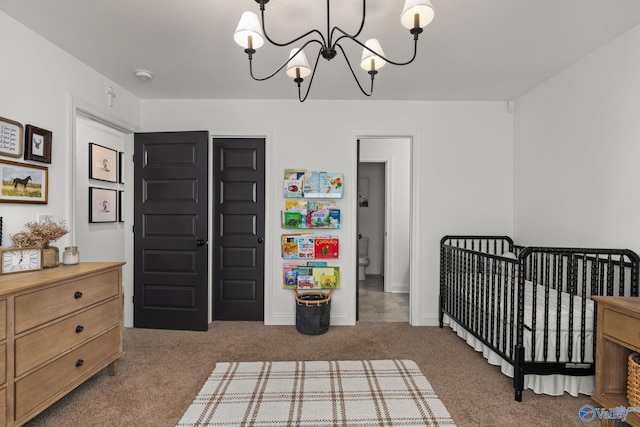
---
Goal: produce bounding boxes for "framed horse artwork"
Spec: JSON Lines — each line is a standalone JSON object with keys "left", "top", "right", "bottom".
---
{"left": 0, "top": 159, "right": 48, "bottom": 204}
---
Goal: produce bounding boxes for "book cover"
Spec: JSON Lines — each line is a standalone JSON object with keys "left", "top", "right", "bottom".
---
{"left": 285, "top": 200, "right": 308, "bottom": 211}
{"left": 297, "top": 274, "right": 315, "bottom": 289}
{"left": 282, "top": 210, "right": 306, "bottom": 228}
{"left": 302, "top": 171, "right": 322, "bottom": 197}
{"left": 284, "top": 178, "right": 303, "bottom": 198}
{"left": 281, "top": 235, "right": 299, "bottom": 258}
{"left": 308, "top": 200, "right": 336, "bottom": 212}
{"left": 313, "top": 267, "right": 339, "bottom": 289}
{"left": 319, "top": 173, "right": 343, "bottom": 198}
{"left": 296, "top": 235, "right": 315, "bottom": 258}
{"left": 328, "top": 209, "right": 341, "bottom": 228}
{"left": 284, "top": 168, "right": 306, "bottom": 180}
{"left": 314, "top": 237, "right": 339, "bottom": 258}
{"left": 310, "top": 209, "right": 330, "bottom": 228}
{"left": 284, "top": 269, "right": 298, "bottom": 289}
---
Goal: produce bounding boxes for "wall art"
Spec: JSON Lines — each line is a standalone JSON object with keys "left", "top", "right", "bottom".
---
{"left": 0, "top": 159, "right": 48, "bottom": 204}
{"left": 89, "top": 143, "right": 117, "bottom": 183}
{"left": 89, "top": 187, "right": 117, "bottom": 223}
{"left": 24, "top": 125, "right": 52, "bottom": 163}
{"left": 0, "top": 116, "right": 24, "bottom": 158}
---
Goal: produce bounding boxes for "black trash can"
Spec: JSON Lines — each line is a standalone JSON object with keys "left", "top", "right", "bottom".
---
{"left": 294, "top": 289, "right": 333, "bottom": 335}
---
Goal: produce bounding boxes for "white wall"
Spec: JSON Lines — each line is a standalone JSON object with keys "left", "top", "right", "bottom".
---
{"left": 0, "top": 11, "right": 140, "bottom": 249}
{"left": 514, "top": 24, "right": 640, "bottom": 252}
{"left": 1, "top": 10, "right": 514, "bottom": 328}
{"left": 140, "top": 100, "right": 514, "bottom": 326}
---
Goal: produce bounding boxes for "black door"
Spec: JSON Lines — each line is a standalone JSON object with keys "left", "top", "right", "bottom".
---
{"left": 213, "top": 138, "right": 265, "bottom": 320}
{"left": 133, "top": 131, "right": 209, "bottom": 331}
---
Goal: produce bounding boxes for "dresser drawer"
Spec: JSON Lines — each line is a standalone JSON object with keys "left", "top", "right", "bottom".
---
{"left": 15, "top": 269, "right": 119, "bottom": 333}
{"left": 15, "top": 298, "right": 120, "bottom": 377}
{"left": 602, "top": 307, "right": 640, "bottom": 350}
{"left": 15, "top": 327, "right": 120, "bottom": 421}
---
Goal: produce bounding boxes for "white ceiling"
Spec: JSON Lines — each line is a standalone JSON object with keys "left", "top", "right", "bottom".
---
{"left": 2, "top": 0, "right": 640, "bottom": 102}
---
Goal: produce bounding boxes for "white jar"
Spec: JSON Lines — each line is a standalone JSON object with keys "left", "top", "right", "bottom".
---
{"left": 63, "top": 246, "right": 80, "bottom": 265}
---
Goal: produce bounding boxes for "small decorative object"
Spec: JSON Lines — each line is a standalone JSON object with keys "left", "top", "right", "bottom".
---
{"left": 11, "top": 219, "right": 69, "bottom": 268}
{"left": 628, "top": 353, "right": 640, "bottom": 407}
{"left": 89, "top": 143, "right": 118, "bottom": 183}
{"left": 24, "top": 125, "right": 52, "bottom": 163}
{"left": 0, "top": 116, "right": 24, "bottom": 158}
{"left": 89, "top": 187, "right": 118, "bottom": 223}
{"left": 0, "top": 247, "right": 43, "bottom": 274}
{"left": 0, "top": 159, "right": 48, "bottom": 204}
{"left": 62, "top": 246, "right": 80, "bottom": 265}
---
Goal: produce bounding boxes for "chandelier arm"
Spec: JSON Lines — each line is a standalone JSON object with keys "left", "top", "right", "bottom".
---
{"left": 260, "top": 7, "right": 327, "bottom": 48}
{"left": 333, "top": 27, "right": 420, "bottom": 67}
{"left": 297, "top": 48, "right": 324, "bottom": 103}
{"left": 248, "top": 39, "right": 324, "bottom": 82}
{"left": 328, "top": 0, "right": 366, "bottom": 46}
{"left": 335, "top": 43, "right": 373, "bottom": 97}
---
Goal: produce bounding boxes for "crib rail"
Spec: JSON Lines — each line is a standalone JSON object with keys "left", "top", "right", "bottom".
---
{"left": 439, "top": 235, "right": 640, "bottom": 402}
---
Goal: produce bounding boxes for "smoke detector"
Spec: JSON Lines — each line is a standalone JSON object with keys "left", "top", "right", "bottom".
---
{"left": 134, "top": 69, "right": 153, "bottom": 81}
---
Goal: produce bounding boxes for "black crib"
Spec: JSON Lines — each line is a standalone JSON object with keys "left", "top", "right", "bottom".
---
{"left": 439, "top": 235, "right": 639, "bottom": 401}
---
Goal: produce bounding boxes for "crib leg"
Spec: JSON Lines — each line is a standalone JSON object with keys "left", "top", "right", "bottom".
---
{"left": 514, "top": 344, "right": 525, "bottom": 402}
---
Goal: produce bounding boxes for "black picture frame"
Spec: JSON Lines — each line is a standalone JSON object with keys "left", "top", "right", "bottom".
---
{"left": 118, "top": 190, "right": 124, "bottom": 222}
{"left": 89, "top": 143, "right": 118, "bottom": 183}
{"left": 24, "top": 125, "right": 52, "bottom": 163}
{"left": 89, "top": 187, "right": 118, "bottom": 223}
{"left": 119, "top": 151, "right": 124, "bottom": 184}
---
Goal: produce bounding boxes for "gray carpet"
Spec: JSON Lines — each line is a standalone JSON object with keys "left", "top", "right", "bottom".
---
{"left": 24, "top": 322, "right": 595, "bottom": 427}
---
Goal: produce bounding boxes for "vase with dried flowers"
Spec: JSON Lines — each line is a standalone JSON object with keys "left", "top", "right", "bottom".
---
{"left": 11, "top": 219, "right": 69, "bottom": 268}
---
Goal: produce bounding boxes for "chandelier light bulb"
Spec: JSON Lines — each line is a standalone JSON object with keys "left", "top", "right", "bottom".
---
{"left": 360, "top": 39, "right": 386, "bottom": 71}
{"left": 234, "top": 11, "right": 264, "bottom": 50}
{"left": 401, "top": 0, "right": 434, "bottom": 29}
{"left": 286, "top": 48, "right": 311, "bottom": 79}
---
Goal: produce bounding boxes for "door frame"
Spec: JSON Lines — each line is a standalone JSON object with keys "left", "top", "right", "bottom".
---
{"left": 70, "top": 96, "right": 139, "bottom": 327}
{"left": 207, "top": 131, "right": 274, "bottom": 324}
{"left": 353, "top": 133, "right": 419, "bottom": 325}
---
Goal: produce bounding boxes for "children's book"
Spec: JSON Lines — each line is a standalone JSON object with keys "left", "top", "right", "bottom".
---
{"left": 284, "top": 178, "right": 303, "bottom": 198}
{"left": 314, "top": 237, "right": 339, "bottom": 258}
{"left": 328, "top": 209, "right": 340, "bottom": 228}
{"left": 313, "top": 267, "right": 339, "bottom": 289}
{"left": 285, "top": 200, "right": 308, "bottom": 211}
{"left": 284, "top": 169, "right": 306, "bottom": 180}
{"left": 296, "top": 235, "right": 315, "bottom": 258}
{"left": 282, "top": 210, "right": 307, "bottom": 228}
{"left": 281, "top": 235, "right": 299, "bottom": 258}
{"left": 303, "top": 172, "right": 343, "bottom": 198}
{"left": 297, "top": 275, "right": 315, "bottom": 289}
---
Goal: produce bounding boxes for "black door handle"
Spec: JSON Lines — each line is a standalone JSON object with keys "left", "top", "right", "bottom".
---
{"left": 196, "top": 239, "right": 206, "bottom": 247}
{"left": 258, "top": 237, "right": 264, "bottom": 243}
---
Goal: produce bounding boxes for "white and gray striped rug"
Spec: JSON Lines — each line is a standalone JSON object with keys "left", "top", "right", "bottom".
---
{"left": 177, "top": 359, "right": 456, "bottom": 426}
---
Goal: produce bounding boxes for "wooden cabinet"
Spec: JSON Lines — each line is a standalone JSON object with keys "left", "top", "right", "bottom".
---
{"left": 0, "top": 262, "right": 124, "bottom": 427}
{"left": 593, "top": 296, "right": 640, "bottom": 427}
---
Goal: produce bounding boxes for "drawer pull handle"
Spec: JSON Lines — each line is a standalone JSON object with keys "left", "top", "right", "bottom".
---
{"left": 76, "top": 325, "right": 84, "bottom": 333}
{"left": 75, "top": 359, "right": 84, "bottom": 368}
{"left": 74, "top": 291, "right": 83, "bottom": 299}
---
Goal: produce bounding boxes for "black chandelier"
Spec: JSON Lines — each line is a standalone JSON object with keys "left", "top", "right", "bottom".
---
{"left": 234, "top": 0, "right": 435, "bottom": 102}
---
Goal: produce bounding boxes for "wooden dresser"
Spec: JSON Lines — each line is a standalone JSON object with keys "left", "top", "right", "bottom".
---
{"left": 593, "top": 296, "right": 640, "bottom": 427}
{"left": 0, "top": 262, "right": 124, "bottom": 426}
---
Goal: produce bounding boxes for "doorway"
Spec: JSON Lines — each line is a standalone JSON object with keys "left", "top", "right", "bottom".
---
{"left": 357, "top": 138, "right": 411, "bottom": 322}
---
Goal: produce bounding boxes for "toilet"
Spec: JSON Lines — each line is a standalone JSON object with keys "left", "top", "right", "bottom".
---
{"left": 358, "top": 236, "right": 370, "bottom": 280}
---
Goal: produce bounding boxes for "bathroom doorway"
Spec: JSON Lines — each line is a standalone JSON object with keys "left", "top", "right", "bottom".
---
{"left": 357, "top": 138, "right": 411, "bottom": 322}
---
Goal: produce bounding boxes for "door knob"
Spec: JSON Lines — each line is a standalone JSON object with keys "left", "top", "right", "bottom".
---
{"left": 196, "top": 239, "right": 206, "bottom": 247}
{"left": 258, "top": 237, "right": 264, "bottom": 243}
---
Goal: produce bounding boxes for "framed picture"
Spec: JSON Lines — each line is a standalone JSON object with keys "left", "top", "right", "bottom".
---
{"left": 89, "top": 187, "right": 117, "bottom": 223}
{"left": 119, "top": 151, "right": 124, "bottom": 184}
{"left": 0, "top": 116, "right": 24, "bottom": 158}
{"left": 24, "top": 125, "right": 52, "bottom": 163}
{"left": 89, "top": 143, "right": 118, "bottom": 183}
{"left": 0, "top": 216, "right": 3, "bottom": 246}
{"left": 118, "top": 190, "right": 124, "bottom": 222}
{"left": 0, "top": 159, "right": 48, "bottom": 204}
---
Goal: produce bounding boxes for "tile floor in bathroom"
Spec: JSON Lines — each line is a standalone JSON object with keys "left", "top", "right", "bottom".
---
{"left": 358, "top": 274, "right": 410, "bottom": 322}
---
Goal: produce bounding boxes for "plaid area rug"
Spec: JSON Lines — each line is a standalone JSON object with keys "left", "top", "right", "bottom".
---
{"left": 176, "top": 359, "right": 456, "bottom": 427}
